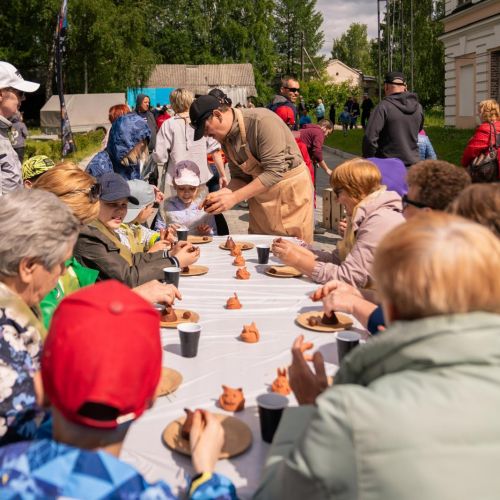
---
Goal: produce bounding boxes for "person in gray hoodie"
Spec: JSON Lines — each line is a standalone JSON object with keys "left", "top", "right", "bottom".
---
{"left": 271, "top": 158, "right": 404, "bottom": 288}
{"left": 135, "top": 93, "right": 157, "bottom": 152}
{"left": 362, "top": 71, "right": 424, "bottom": 167}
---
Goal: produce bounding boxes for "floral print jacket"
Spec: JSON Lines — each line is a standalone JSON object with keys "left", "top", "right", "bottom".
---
{"left": 0, "top": 282, "right": 47, "bottom": 445}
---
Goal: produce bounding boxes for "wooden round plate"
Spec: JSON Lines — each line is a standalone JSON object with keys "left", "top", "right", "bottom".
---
{"left": 188, "top": 235, "right": 213, "bottom": 244}
{"left": 162, "top": 413, "right": 252, "bottom": 459}
{"left": 296, "top": 311, "right": 353, "bottom": 332}
{"left": 219, "top": 241, "right": 255, "bottom": 251}
{"left": 180, "top": 265, "right": 209, "bottom": 276}
{"left": 160, "top": 309, "right": 200, "bottom": 328}
{"left": 157, "top": 368, "right": 183, "bottom": 397}
{"left": 265, "top": 265, "right": 302, "bottom": 278}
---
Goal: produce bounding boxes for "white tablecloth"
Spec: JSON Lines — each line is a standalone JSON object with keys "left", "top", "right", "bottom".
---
{"left": 121, "top": 235, "right": 365, "bottom": 498}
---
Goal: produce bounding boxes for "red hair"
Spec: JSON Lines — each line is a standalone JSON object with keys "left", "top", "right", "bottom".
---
{"left": 108, "top": 104, "right": 130, "bottom": 123}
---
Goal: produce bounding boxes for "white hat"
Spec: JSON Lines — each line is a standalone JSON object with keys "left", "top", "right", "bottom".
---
{"left": 124, "top": 179, "right": 156, "bottom": 223}
{"left": 173, "top": 160, "right": 201, "bottom": 187}
{"left": 0, "top": 62, "right": 40, "bottom": 93}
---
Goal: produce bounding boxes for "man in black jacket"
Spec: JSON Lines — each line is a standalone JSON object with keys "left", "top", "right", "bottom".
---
{"left": 362, "top": 72, "right": 424, "bottom": 167}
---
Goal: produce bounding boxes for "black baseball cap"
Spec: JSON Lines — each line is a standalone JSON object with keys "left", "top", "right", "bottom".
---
{"left": 384, "top": 71, "right": 406, "bottom": 85}
{"left": 99, "top": 172, "right": 139, "bottom": 204}
{"left": 189, "top": 95, "right": 221, "bottom": 141}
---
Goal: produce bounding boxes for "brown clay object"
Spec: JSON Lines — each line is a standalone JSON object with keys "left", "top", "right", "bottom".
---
{"left": 271, "top": 368, "right": 291, "bottom": 396}
{"left": 226, "top": 293, "right": 242, "bottom": 310}
{"left": 181, "top": 408, "right": 206, "bottom": 440}
{"left": 230, "top": 245, "right": 242, "bottom": 257}
{"left": 233, "top": 255, "right": 245, "bottom": 266}
{"left": 225, "top": 236, "right": 236, "bottom": 250}
{"left": 202, "top": 236, "right": 209, "bottom": 241}
{"left": 322, "top": 312, "right": 340, "bottom": 325}
{"left": 187, "top": 245, "right": 198, "bottom": 253}
{"left": 182, "top": 311, "right": 191, "bottom": 319}
{"left": 239, "top": 322, "right": 260, "bottom": 343}
{"left": 219, "top": 386, "right": 245, "bottom": 412}
{"left": 307, "top": 316, "right": 320, "bottom": 327}
{"left": 182, "top": 266, "right": 190, "bottom": 273}
{"left": 236, "top": 267, "right": 250, "bottom": 280}
{"left": 268, "top": 267, "right": 277, "bottom": 274}
{"left": 161, "top": 307, "right": 177, "bottom": 323}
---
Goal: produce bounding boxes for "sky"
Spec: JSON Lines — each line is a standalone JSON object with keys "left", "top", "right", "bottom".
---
{"left": 316, "top": 0, "right": 381, "bottom": 57}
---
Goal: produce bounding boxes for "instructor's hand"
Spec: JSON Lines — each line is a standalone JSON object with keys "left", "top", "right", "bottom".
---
{"left": 203, "top": 188, "right": 236, "bottom": 214}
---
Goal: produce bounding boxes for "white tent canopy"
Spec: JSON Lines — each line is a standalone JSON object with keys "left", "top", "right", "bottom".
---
{"left": 40, "top": 93, "right": 126, "bottom": 134}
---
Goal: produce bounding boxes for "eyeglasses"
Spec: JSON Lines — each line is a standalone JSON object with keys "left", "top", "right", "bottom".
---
{"left": 4, "top": 87, "right": 25, "bottom": 101}
{"left": 285, "top": 87, "right": 300, "bottom": 93}
{"left": 65, "top": 183, "right": 101, "bottom": 203}
{"left": 402, "top": 194, "right": 428, "bottom": 210}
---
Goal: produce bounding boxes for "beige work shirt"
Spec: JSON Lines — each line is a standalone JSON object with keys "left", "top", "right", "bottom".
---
{"left": 222, "top": 108, "right": 304, "bottom": 188}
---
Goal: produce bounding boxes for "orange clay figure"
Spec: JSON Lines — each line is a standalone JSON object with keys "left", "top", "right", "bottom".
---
{"left": 233, "top": 255, "right": 245, "bottom": 266}
{"left": 239, "top": 321, "right": 260, "bottom": 343}
{"left": 271, "top": 368, "right": 291, "bottom": 396}
{"left": 225, "top": 236, "right": 236, "bottom": 250}
{"left": 236, "top": 267, "right": 250, "bottom": 280}
{"left": 218, "top": 385, "right": 245, "bottom": 412}
{"left": 160, "top": 307, "right": 177, "bottom": 323}
{"left": 226, "top": 293, "right": 242, "bottom": 309}
{"left": 230, "top": 245, "right": 242, "bottom": 257}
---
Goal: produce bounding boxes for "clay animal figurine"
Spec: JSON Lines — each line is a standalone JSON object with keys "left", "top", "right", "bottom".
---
{"left": 233, "top": 255, "right": 245, "bottom": 266}
{"left": 307, "top": 315, "right": 321, "bottom": 327}
{"left": 182, "top": 266, "right": 190, "bottom": 273}
{"left": 181, "top": 408, "right": 206, "bottom": 440}
{"left": 236, "top": 267, "right": 251, "bottom": 280}
{"left": 230, "top": 245, "right": 242, "bottom": 257}
{"left": 322, "top": 311, "right": 339, "bottom": 325}
{"left": 182, "top": 311, "right": 191, "bottom": 319}
{"left": 225, "top": 236, "right": 236, "bottom": 250}
{"left": 271, "top": 368, "right": 291, "bottom": 396}
{"left": 161, "top": 307, "right": 177, "bottom": 323}
{"left": 226, "top": 293, "right": 242, "bottom": 309}
{"left": 218, "top": 385, "right": 245, "bottom": 412}
{"left": 240, "top": 322, "right": 260, "bottom": 343}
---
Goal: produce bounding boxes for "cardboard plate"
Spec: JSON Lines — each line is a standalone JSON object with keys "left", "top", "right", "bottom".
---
{"left": 180, "top": 265, "right": 209, "bottom": 276}
{"left": 162, "top": 413, "right": 252, "bottom": 459}
{"left": 219, "top": 241, "right": 255, "bottom": 251}
{"left": 296, "top": 311, "right": 353, "bottom": 333}
{"left": 157, "top": 368, "right": 183, "bottom": 397}
{"left": 160, "top": 309, "right": 200, "bottom": 328}
{"left": 187, "top": 235, "right": 213, "bottom": 244}
{"left": 265, "top": 265, "right": 302, "bottom": 278}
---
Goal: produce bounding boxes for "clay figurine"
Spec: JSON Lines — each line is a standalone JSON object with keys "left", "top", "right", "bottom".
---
{"left": 271, "top": 368, "right": 291, "bottom": 396}
{"left": 322, "top": 311, "right": 339, "bottom": 325}
{"left": 187, "top": 245, "right": 198, "bottom": 253}
{"left": 181, "top": 408, "right": 206, "bottom": 440}
{"left": 218, "top": 385, "right": 245, "bottom": 412}
{"left": 230, "top": 245, "right": 242, "bottom": 257}
{"left": 233, "top": 255, "right": 245, "bottom": 266}
{"left": 239, "top": 322, "right": 260, "bottom": 343}
{"left": 226, "top": 293, "right": 242, "bottom": 309}
{"left": 182, "top": 266, "right": 190, "bottom": 273}
{"left": 182, "top": 311, "right": 191, "bottom": 319}
{"left": 236, "top": 267, "right": 251, "bottom": 280}
{"left": 307, "top": 316, "right": 320, "bottom": 327}
{"left": 225, "top": 236, "right": 236, "bottom": 250}
{"left": 161, "top": 307, "right": 177, "bottom": 323}
{"left": 202, "top": 236, "right": 210, "bottom": 241}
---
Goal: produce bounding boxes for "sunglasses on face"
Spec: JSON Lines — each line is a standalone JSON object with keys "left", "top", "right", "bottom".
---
{"left": 285, "top": 87, "right": 300, "bottom": 93}
{"left": 402, "top": 194, "right": 428, "bottom": 210}
{"left": 4, "top": 87, "right": 25, "bottom": 100}
{"left": 65, "top": 183, "right": 101, "bottom": 203}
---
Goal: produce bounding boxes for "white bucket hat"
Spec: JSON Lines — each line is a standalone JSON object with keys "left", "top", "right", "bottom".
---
{"left": 0, "top": 62, "right": 40, "bottom": 92}
{"left": 173, "top": 160, "right": 201, "bottom": 187}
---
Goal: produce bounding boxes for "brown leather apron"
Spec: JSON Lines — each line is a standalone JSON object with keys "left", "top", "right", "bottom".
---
{"left": 225, "top": 109, "right": 313, "bottom": 242}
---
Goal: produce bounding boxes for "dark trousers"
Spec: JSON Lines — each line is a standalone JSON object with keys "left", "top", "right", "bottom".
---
{"left": 206, "top": 164, "right": 229, "bottom": 236}
{"left": 361, "top": 112, "right": 371, "bottom": 129}
{"left": 14, "top": 147, "right": 25, "bottom": 164}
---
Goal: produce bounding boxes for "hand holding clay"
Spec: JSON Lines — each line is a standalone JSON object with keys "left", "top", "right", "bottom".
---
{"left": 171, "top": 241, "right": 200, "bottom": 267}
{"left": 133, "top": 281, "right": 181, "bottom": 306}
{"left": 311, "top": 280, "right": 363, "bottom": 302}
{"left": 190, "top": 410, "right": 224, "bottom": 474}
{"left": 197, "top": 224, "right": 212, "bottom": 236}
{"left": 203, "top": 188, "right": 236, "bottom": 214}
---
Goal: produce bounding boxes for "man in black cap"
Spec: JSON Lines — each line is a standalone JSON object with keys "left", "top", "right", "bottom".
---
{"left": 362, "top": 71, "right": 424, "bottom": 167}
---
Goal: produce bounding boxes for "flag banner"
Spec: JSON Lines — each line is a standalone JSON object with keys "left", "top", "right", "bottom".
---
{"left": 55, "top": 0, "right": 76, "bottom": 156}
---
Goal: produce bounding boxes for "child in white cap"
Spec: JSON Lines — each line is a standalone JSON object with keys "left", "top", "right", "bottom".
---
{"left": 164, "top": 160, "right": 217, "bottom": 235}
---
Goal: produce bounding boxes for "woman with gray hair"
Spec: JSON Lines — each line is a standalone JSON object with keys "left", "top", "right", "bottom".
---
{"left": 0, "top": 189, "right": 79, "bottom": 445}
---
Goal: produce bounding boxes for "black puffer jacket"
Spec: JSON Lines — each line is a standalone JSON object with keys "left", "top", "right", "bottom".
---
{"left": 362, "top": 92, "right": 424, "bottom": 167}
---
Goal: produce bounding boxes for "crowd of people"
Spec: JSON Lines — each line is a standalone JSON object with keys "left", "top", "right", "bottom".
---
{"left": 0, "top": 59, "right": 499, "bottom": 498}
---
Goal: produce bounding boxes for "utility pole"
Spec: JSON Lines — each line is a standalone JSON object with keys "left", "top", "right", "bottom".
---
{"left": 301, "top": 32, "right": 305, "bottom": 81}
{"left": 377, "top": 0, "right": 382, "bottom": 100}
{"left": 410, "top": 0, "right": 414, "bottom": 91}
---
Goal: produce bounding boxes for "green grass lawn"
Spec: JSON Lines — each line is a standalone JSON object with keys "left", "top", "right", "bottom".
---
{"left": 325, "top": 126, "right": 474, "bottom": 166}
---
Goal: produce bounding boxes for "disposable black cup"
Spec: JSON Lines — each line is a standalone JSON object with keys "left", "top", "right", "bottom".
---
{"left": 163, "top": 267, "right": 180, "bottom": 288}
{"left": 177, "top": 227, "right": 189, "bottom": 241}
{"left": 257, "top": 245, "right": 271, "bottom": 264}
{"left": 336, "top": 331, "right": 361, "bottom": 363}
{"left": 256, "top": 393, "right": 288, "bottom": 443}
{"left": 178, "top": 323, "right": 201, "bottom": 358}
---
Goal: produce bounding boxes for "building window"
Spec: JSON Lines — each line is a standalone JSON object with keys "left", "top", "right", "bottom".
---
{"left": 491, "top": 50, "right": 500, "bottom": 103}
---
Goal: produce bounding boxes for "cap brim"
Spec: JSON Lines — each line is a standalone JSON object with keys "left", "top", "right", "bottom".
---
{"left": 193, "top": 120, "right": 207, "bottom": 141}
{"left": 123, "top": 207, "right": 141, "bottom": 223}
{"left": 11, "top": 80, "right": 40, "bottom": 93}
{"left": 100, "top": 194, "right": 139, "bottom": 204}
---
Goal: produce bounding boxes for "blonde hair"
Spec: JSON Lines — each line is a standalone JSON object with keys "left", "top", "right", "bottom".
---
{"left": 331, "top": 158, "right": 382, "bottom": 202}
{"left": 33, "top": 162, "right": 100, "bottom": 224}
{"left": 479, "top": 99, "right": 500, "bottom": 122}
{"left": 170, "top": 88, "right": 194, "bottom": 114}
{"left": 374, "top": 212, "right": 500, "bottom": 320}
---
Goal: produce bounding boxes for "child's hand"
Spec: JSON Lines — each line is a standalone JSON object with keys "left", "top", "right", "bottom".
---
{"left": 148, "top": 240, "right": 170, "bottom": 253}
{"left": 197, "top": 224, "right": 212, "bottom": 235}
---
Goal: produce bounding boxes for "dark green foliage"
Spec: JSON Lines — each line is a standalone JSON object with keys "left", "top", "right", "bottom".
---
{"left": 331, "top": 23, "right": 373, "bottom": 75}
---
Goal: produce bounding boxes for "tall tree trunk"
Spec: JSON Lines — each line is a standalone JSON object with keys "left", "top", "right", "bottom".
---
{"left": 84, "top": 55, "right": 88, "bottom": 94}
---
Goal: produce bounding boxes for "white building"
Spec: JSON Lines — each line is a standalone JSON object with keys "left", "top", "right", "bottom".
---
{"left": 325, "top": 60, "right": 377, "bottom": 97}
{"left": 440, "top": 0, "right": 500, "bottom": 128}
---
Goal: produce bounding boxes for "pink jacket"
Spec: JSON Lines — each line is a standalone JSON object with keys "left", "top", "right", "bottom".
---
{"left": 311, "top": 190, "right": 404, "bottom": 286}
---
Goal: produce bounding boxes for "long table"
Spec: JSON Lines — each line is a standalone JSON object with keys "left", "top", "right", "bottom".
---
{"left": 121, "top": 235, "right": 365, "bottom": 498}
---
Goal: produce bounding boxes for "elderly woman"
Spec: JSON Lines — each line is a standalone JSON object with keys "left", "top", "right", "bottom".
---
{"left": 272, "top": 158, "right": 404, "bottom": 287}
{"left": 461, "top": 98, "right": 500, "bottom": 182}
{"left": 154, "top": 88, "right": 227, "bottom": 190}
{"left": 0, "top": 189, "right": 80, "bottom": 444}
{"left": 256, "top": 212, "right": 500, "bottom": 499}
{"left": 34, "top": 164, "right": 186, "bottom": 311}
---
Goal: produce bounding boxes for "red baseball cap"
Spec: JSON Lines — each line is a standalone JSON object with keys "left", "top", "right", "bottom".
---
{"left": 42, "top": 280, "right": 162, "bottom": 429}
{"left": 274, "top": 105, "right": 295, "bottom": 126}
